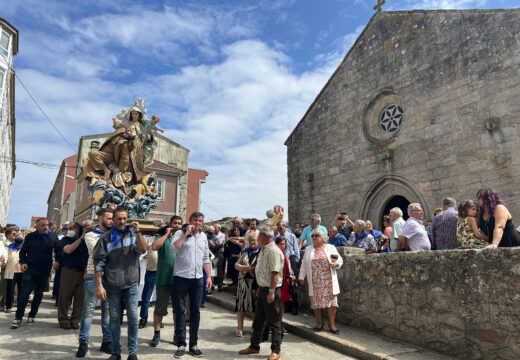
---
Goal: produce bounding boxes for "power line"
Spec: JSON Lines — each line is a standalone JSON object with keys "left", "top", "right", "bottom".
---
{"left": 0, "top": 155, "right": 77, "bottom": 170}
{"left": 15, "top": 73, "right": 77, "bottom": 152}
{"left": 0, "top": 52, "right": 77, "bottom": 153}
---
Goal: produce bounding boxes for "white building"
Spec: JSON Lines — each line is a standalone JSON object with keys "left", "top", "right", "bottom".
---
{"left": 0, "top": 19, "right": 18, "bottom": 226}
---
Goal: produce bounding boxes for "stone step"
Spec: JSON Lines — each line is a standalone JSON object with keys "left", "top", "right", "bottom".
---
{"left": 205, "top": 287, "right": 454, "bottom": 360}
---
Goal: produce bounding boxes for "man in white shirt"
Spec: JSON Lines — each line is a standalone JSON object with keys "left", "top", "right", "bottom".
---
{"left": 398, "top": 203, "right": 431, "bottom": 252}
{"left": 169, "top": 212, "right": 212, "bottom": 358}
{"left": 389, "top": 207, "right": 406, "bottom": 252}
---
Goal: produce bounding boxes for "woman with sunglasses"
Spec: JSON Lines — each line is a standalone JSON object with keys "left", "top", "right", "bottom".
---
{"left": 298, "top": 230, "right": 342, "bottom": 334}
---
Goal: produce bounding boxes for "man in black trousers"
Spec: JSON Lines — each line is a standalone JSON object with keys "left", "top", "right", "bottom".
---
{"left": 12, "top": 218, "right": 62, "bottom": 328}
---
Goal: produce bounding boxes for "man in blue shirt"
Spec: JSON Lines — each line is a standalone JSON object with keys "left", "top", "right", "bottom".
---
{"left": 169, "top": 212, "right": 212, "bottom": 359}
{"left": 300, "top": 214, "right": 328, "bottom": 247}
{"left": 328, "top": 226, "right": 348, "bottom": 247}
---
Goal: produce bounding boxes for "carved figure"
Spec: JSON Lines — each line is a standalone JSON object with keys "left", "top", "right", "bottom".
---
{"left": 128, "top": 172, "right": 158, "bottom": 200}
{"left": 142, "top": 115, "right": 164, "bottom": 141}
{"left": 78, "top": 99, "right": 162, "bottom": 219}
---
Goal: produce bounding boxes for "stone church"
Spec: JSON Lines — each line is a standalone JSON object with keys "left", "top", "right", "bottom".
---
{"left": 285, "top": 9, "right": 520, "bottom": 228}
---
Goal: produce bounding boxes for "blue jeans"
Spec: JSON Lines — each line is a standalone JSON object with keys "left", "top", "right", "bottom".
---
{"left": 79, "top": 276, "right": 111, "bottom": 343}
{"left": 201, "top": 272, "right": 208, "bottom": 305}
{"left": 139, "top": 271, "right": 156, "bottom": 323}
{"left": 15, "top": 272, "right": 47, "bottom": 320}
{"left": 173, "top": 276, "right": 203, "bottom": 348}
{"left": 107, "top": 285, "right": 139, "bottom": 355}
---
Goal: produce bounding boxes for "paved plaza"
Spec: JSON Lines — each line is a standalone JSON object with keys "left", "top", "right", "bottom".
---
{"left": 0, "top": 292, "right": 354, "bottom": 360}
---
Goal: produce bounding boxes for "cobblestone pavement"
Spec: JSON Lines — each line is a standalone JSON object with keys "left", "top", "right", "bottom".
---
{"left": 0, "top": 293, "right": 355, "bottom": 360}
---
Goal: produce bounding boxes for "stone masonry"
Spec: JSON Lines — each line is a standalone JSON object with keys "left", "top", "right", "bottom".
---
{"left": 295, "top": 247, "right": 520, "bottom": 360}
{"left": 285, "top": 9, "right": 520, "bottom": 226}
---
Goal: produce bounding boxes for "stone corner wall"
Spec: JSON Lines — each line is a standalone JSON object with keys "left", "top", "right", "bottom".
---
{"left": 296, "top": 248, "right": 520, "bottom": 360}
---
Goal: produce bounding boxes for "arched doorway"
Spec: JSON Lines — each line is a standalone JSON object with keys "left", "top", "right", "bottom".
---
{"left": 359, "top": 175, "right": 431, "bottom": 229}
{"left": 380, "top": 195, "right": 410, "bottom": 229}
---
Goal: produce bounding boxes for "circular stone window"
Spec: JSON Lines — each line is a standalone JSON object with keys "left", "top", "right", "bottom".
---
{"left": 362, "top": 90, "right": 405, "bottom": 143}
{"left": 380, "top": 104, "right": 404, "bottom": 132}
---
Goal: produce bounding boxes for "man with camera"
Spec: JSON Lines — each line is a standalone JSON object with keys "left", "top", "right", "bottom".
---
{"left": 330, "top": 212, "right": 355, "bottom": 241}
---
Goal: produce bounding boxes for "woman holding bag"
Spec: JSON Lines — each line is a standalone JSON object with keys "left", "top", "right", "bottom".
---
{"left": 299, "top": 230, "right": 343, "bottom": 334}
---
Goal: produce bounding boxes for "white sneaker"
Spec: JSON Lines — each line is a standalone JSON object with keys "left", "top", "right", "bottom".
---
{"left": 11, "top": 319, "right": 22, "bottom": 329}
{"left": 27, "top": 317, "right": 35, "bottom": 325}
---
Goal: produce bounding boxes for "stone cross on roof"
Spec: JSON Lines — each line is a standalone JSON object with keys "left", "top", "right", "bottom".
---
{"left": 374, "top": 0, "right": 386, "bottom": 13}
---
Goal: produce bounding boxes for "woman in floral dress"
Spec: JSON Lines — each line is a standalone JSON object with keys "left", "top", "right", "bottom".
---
{"left": 299, "top": 230, "right": 343, "bottom": 334}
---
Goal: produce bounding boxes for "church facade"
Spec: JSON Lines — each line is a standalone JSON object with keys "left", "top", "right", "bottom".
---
{"left": 285, "top": 9, "right": 520, "bottom": 228}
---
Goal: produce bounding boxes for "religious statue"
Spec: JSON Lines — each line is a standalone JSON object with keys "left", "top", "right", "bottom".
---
{"left": 128, "top": 172, "right": 158, "bottom": 200}
{"left": 78, "top": 99, "right": 161, "bottom": 219}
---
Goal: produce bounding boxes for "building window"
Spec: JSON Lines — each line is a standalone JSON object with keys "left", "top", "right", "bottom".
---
{"left": 0, "top": 30, "right": 10, "bottom": 56}
{"left": 168, "top": 162, "right": 178, "bottom": 168}
{"left": 380, "top": 104, "right": 404, "bottom": 133}
{"left": 362, "top": 90, "right": 404, "bottom": 144}
{"left": 156, "top": 178, "right": 165, "bottom": 201}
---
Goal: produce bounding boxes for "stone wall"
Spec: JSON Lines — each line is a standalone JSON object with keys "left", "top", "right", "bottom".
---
{"left": 285, "top": 9, "right": 520, "bottom": 228}
{"left": 296, "top": 247, "right": 520, "bottom": 359}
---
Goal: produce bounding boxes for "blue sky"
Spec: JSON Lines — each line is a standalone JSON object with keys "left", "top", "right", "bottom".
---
{"left": 5, "top": 0, "right": 519, "bottom": 226}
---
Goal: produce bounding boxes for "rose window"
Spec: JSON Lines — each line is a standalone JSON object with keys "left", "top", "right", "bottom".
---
{"left": 380, "top": 104, "right": 404, "bottom": 132}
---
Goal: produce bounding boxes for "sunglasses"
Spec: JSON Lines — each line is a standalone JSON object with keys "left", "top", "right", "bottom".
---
{"left": 311, "top": 234, "right": 320, "bottom": 238}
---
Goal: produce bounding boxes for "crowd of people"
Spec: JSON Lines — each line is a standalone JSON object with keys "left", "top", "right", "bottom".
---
{"left": 0, "top": 188, "right": 519, "bottom": 360}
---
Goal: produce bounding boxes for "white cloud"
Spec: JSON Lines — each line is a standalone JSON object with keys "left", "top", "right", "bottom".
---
{"left": 313, "top": 24, "right": 365, "bottom": 69}
{"left": 394, "top": 0, "right": 489, "bottom": 9}
{"left": 8, "top": 36, "right": 337, "bottom": 225}
{"left": 5, "top": 1, "right": 354, "bottom": 226}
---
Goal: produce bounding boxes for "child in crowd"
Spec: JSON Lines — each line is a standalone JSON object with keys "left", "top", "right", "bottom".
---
{"left": 457, "top": 199, "right": 488, "bottom": 248}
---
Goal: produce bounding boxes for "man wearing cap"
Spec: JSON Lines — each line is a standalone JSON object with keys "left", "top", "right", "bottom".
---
{"left": 239, "top": 226, "right": 284, "bottom": 360}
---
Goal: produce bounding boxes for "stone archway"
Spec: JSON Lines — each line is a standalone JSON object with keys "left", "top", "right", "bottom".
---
{"left": 359, "top": 175, "right": 431, "bottom": 228}
{"left": 380, "top": 195, "right": 410, "bottom": 229}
